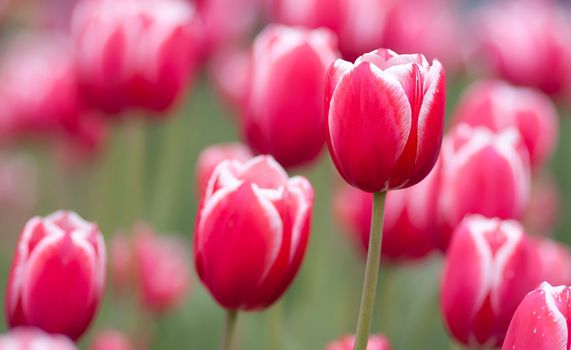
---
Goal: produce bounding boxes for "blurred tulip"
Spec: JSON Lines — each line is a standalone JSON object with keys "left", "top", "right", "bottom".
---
{"left": 0, "top": 34, "right": 82, "bottom": 141}
{"left": 110, "top": 233, "right": 133, "bottom": 293}
{"left": 71, "top": 0, "right": 200, "bottom": 115}
{"left": 430, "top": 124, "right": 531, "bottom": 250}
{"left": 242, "top": 25, "right": 338, "bottom": 168}
{"left": 195, "top": 0, "right": 260, "bottom": 58}
{"left": 0, "top": 327, "right": 76, "bottom": 350}
{"left": 208, "top": 46, "right": 251, "bottom": 112}
{"left": 0, "top": 153, "right": 37, "bottom": 215}
{"left": 195, "top": 143, "right": 253, "bottom": 198}
{"left": 441, "top": 215, "right": 539, "bottom": 347}
{"left": 531, "top": 237, "right": 571, "bottom": 287}
{"left": 502, "top": 282, "right": 571, "bottom": 350}
{"left": 334, "top": 169, "right": 438, "bottom": 262}
{"left": 5, "top": 211, "right": 106, "bottom": 340}
{"left": 90, "top": 329, "right": 132, "bottom": 350}
{"left": 325, "top": 49, "right": 446, "bottom": 193}
{"left": 472, "top": 1, "right": 571, "bottom": 97}
{"left": 525, "top": 174, "right": 562, "bottom": 236}
{"left": 453, "top": 79, "right": 558, "bottom": 169}
{"left": 325, "top": 334, "right": 391, "bottom": 350}
{"left": 383, "top": 0, "right": 463, "bottom": 71}
{"left": 133, "top": 226, "right": 191, "bottom": 313}
{"left": 195, "top": 155, "right": 313, "bottom": 310}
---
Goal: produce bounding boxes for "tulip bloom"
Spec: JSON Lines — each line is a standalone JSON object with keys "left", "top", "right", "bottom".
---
{"left": 325, "top": 49, "right": 446, "bottom": 193}
{"left": 325, "top": 334, "right": 391, "bottom": 350}
{"left": 531, "top": 238, "right": 571, "bottom": 287}
{"left": 453, "top": 80, "right": 558, "bottom": 168}
{"left": 5, "top": 211, "right": 106, "bottom": 340}
{"left": 430, "top": 124, "right": 531, "bottom": 250}
{"left": 0, "top": 328, "right": 76, "bottom": 350}
{"left": 133, "top": 226, "right": 191, "bottom": 313}
{"left": 334, "top": 169, "right": 438, "bottom": 262}
{"left": 90, "top": 329, "right": 132, "bottom": 350}
{"left": 195, "top": 155, "right": 313, "bottom": 310}
{"left": 195, "top": 143, "right": 253, "bottom": 198}
{"left": 242, "top": 25, "right": 339, "bottom": 168}
{"left": 441, "top": 215, "right": 539, "bottom": 347}
{"left": 503, "top": 282, "right": 571, "bottom": 350}
{"left": 71, "top": 0, "right": 200, "bottom": 115}
{"left": 473, "top": 1, "right": 571, "bottom": 97}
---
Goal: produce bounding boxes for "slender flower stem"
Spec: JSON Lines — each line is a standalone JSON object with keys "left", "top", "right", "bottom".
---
{"left": 221, "top": 310, "right": 239, "bottom": 350}
{"left": 354, "top": 191, "right": 387, "bottom": 350}
{"left": 124, "top": 119, "right": 146, "bottom": 225}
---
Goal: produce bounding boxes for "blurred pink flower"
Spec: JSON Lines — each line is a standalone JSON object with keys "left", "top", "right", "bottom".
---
{"left": 0, "top": 327, "right": 76, "bottom": 350}
{"left": 525, "top": 174, "right": 562, "bottom": 236}
{"left": 325, "top": 334, "right": 391, "bottom": 350}
{"left": 90, "top": 329, "right": 132, "bottom": 350}
{"left": 531, "top": 237, "right": 571, "bottom": 287}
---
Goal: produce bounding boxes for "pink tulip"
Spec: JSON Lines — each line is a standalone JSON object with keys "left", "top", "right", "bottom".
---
{"left": 195, "top": 155, "right": 313, "bottom": 310}
{"left": 242, "top": 25, "right": 339, "bottom": 168}
{"left": 383, "top": 0, "right": 463, "bottom": 71}
{"left": 334, "top": 169, "right": 438, "bottom": 262}
{"left": 441, "top": 215, "right": 540, "bottom": 347}
{"left": 325, "top": 334, "right": 391, "bottom": 350}
{"left": 325, "top": 48, "right": 446, "bottom": 193}
{"left": 110, "top": 233, "right": 133, "bottom": 293}
{"left": 90, "top": 329, "right": 132, "bottom": 350}
{"left": 531, "top": 238, "right": 571, "bottom": 287}
{"left": 208, "top": 46, "right": 251, "bottom": 112}
{"left": 0, "top": 328, "right": 76, "bottom": 350}
{"left": 472, "top": 1, "right": 571, "bottom": 97}
{"left": 0, "top": 34, "right": 82, "bottom": 141}
{"left": 453, "top": 79, "right": 558, "bottom": 169}
{"left": 195, "top": 143, "right": 253, "bottom": 198}
{"left": 502, "top": 282, "right": 571, "bottom": 350}
{"left": 71, "top": 0, "right": 200, "bottom": 115}
{"left": 5, "top": 211, "right": 106, "bottom": 340}
{"left": 430, "top": 124, "right": 531, "bottom": 250}
{"left": 133, "top": 226, "right": 191, "bottom": 313}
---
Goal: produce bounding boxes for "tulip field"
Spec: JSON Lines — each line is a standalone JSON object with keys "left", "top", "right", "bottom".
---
{"left": 1, "top": 0, "right": 571, "bottom": 350}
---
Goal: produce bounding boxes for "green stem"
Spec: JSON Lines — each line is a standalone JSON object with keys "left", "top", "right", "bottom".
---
{"left": 268, "top": 304, "right": 283, "bottom": 350}
{"left": 221, "top": 310, "right": 239, "bottom": 350}
{"left": 124, "top": 119, "right": 146, "bottom": 225}
{"left": 353, "top": 191, "right": 387, "bottom": 350}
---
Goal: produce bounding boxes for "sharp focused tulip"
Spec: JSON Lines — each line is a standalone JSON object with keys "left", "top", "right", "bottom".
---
{"left": 71, "top": 0, "right": 200, "bottom": 115}
{"left": 0, "top": 328, "right": 76, "bottom": 350}
{"left": 334, "top": 169, "right": 438, "bottom": 261}
{"left": 325, "top": 49, "right": 446, "bottom": 193}
{"left": 473, "top": 1, "right": 571, "bottom": 97}
{"left": 531, "top": 238, "right": 571, "bottom": 287}
{"left": 133, "top": 226, "right": 191, "bottom": 313}
{"left": 195, "top": 155, "right": 313, "bottom": 310}
{"left": 453, "top": 79, "right": 558, "bottom": 168}
{"left": 430, "top": 124, "right": 531, "bottom": 250}
{"left": 242, "top": 25, "right": 339, "bottom": 168}
{"left": 441, "top": 215, "right": 540, "bottom": 347}
{"left": 5, "top": 211, "right": 106, "bottom": 340}
{"left": 502, "top": 282, "right": 571, "bottom": 350}
{"left": 90, "top": 329, "right": 132, "bottom": 350}
{"left": 325, "top": 334, "right": 391, "bottom": 350}
{"left": 195, "top": 143, "right": 253, "bottom": 198}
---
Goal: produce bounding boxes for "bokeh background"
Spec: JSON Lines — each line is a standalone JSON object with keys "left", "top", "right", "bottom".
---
{"left": 0, "top": 0, "right": 570, "bottom": 349}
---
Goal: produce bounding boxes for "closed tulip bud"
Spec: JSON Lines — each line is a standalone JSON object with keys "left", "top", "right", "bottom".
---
{"left": 334, "top": 168, "right": 438, "bottom": 262}
{"left": 325, "top": 334, "right": 391, "bottom": 350}
{"left": 325, "top": 49, "right": 446, "bottom": 193}
{"left": 441, "top": 215, "right": 539, "bottom": 347}
{"left": 473, "top": 2, "right": 571, "bottom": 97}
{"left": 243, "top": 25, "right": 339, "bottom": 168}
{"left": 531, "top": 238, "right": 571, "bottom": 287}
{"left": 5, "top": 211, "right": 106, "bottom": 340}
{"left": 90, "top": 329, "right": 132, "bottom": 350}
{"left": 71, "top": 0, "right": 200, "bottom": 115}
{"left": 133, "top": 226, "right": 191, "bottom": 313}
{"left": 195, "top": 155, "right": 313, "bottom": 310}
{"left": 195, "top": 143, "right": 253, "bottom": 199}
{"left": 503, "top": 282, "right": 571, "bottom": 350}
{"left": 453, "top": 80, "right": 558, "bottom": 168}
{"left": 0, "top": 328, "right": 76, "bottom": 350}
{"left": 432, "top": 124, "right": 531, "bottom": 250}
